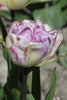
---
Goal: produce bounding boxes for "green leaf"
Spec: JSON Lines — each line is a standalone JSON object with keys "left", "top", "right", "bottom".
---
{"left": 33, "top": 4, "right": 63, "bottom": 29}
{"left": 7, "top": 88, "right": 20, "bottom": 100}
{"left": 32, "top": 67, "right": 41, "bottom": 100}
{"left": 59, "top": 0, "right": 67, "bottom": 8}
{"left": 45, "top": 68, "right": 56, "bottom": 100}
{"left": 58, "top": 43, "right": 67, "bottom": 68}
{"left": 0, "top": 12, "right": 30, "bottom": 21}
{"left": 62, "top": 9, "right": 67, "bottom": 26}
{"left": 15, "top": 13, "right": 31, "bottom": 21}
{"left": 27, "top": 72, "right": 32, "bottom": 93}
{"left": 27, "top": 93, "right": 35, "bottom": 100}
{"left": 0, "top": 88, "right": 4, "bottom": 100}
{"left": 7, "top": 64, "right": 20, "bottom": 89}
{"left": 2, "top": 47, "right": 8, "bottom": 62}
{"left": 2, "top": 47, "right": 12, "bottom": 77}
{"left": 0, "top": 17, "right": 7, "bottom": 41}
{"left": 0, "top": 12, "right": 11, "bottom": 20}
{"left": 32, "top": 0, "right": 53, "bottom": 3}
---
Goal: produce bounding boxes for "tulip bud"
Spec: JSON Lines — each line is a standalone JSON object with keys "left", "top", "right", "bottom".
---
{"left": 0, "top": 0, "right": 28, "bottom": 11}
{"left": 5, "top": 20, "right": 63, "bottom": 67}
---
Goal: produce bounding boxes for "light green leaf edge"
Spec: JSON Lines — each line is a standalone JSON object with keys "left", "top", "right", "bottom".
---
{"left": 45, "top": 68, "right": 56, "bottom": 100}
{"left": 27, "top": 93, "right": 35, "bottom": 100}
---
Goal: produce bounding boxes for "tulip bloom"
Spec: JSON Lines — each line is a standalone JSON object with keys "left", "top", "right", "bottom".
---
{"left": 0, "top": 0, "right": 29, "bottom": 11}
{"left": 5, "top": 20, "right": 63, "bottom": 67}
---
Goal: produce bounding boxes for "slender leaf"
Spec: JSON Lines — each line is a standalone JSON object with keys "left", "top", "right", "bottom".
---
{"left": 27, "top": 72, "right": 32, "bottom": 93}
{"left": 0, "top": 88, "right": 4, "bottom": 100}
{"left": 45, "top": 68, "right": 56, "bottom": 100}
{"left": 0, "top": 17, "right": 7, "bottom": 41}
{"left": 32, "top": 0, "right": 53, "bottom": 3}
{"left": 2, "top": 47, "right": 8, "bottom": 62}
{"left": 7, "top": 64, "right": 20, "bottom": 89}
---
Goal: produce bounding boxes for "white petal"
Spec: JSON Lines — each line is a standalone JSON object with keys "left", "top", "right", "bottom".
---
{"left": 0, "top": 49, "right": 7, "bottom": 87}
{"left": 44, "top": 24, "right": 52, "bottom": 31}
{"left": 6, "top": 0, "right": 27, "bottom": 10}
{"left": 26, "top": 43, "right": 48, "bottom": 66}
{"left": 0, "top": 5, "right": 8, "bottom": 11}
{"left": 6, "top": 36, "right": 12, "bottom": 48}
{"left": 49, "top": 31, "right": 63, "bottom": 56}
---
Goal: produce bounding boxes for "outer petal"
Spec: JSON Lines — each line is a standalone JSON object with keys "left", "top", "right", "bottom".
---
{"left": 8, "top": 43, "right": 48, "bottom": 67}
{"left": 0, "top": 0, "right": 30, "bottom": 10}
{"left": 49, "top": 31, "right": 63, "bottom": 56}
{"left": 35, "top": 31, "right": 63, "bottom": 66}
{"left": 26, "top": 43, "right": 48, "bottom": 66}
{"left": 6, "top": 0, "right": 27, "bottom": 10}
{"left": 8, "top": 45, "right": 25, "bottom": 66}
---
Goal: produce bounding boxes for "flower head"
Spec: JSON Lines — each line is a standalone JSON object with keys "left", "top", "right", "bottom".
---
{"left": 5, "top": 20, "right": 63, "bottom": 67}
{"left": 0, "top": 0, "right": 28, "bottom": 11}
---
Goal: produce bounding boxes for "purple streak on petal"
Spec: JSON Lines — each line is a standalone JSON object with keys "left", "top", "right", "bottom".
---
{"left": 17, "top": 36, "right": 20, "bottom": 41}
{"left": 10, "top": 46, "right": 18, "bottom": 61}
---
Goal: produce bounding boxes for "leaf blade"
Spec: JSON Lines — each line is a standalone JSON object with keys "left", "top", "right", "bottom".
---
{"left": 45, "top": 68, "right": 56, "bottom": 100}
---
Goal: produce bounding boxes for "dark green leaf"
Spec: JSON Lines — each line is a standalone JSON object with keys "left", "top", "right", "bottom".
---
{"left": 33, "top": 4, "right": 63, "bottom": 29}
{"left": 45, "top": 68, "right": 56, "bottom": 100}
{"left": 0, "top": 12, "right": 11, "bottom": 20}
{"left": 62, "top": 9, "right": 67, "bottom": 26}
{"left": 0, "top": 88, "right": 4, "bottom": 100}
{"left": 59, "top": 0, "right": 67, "bottom": 8}
{"left": 0, "top": 17, "right": 7, "bottom": 41}
{"left": 7, "top": 64, "right": 20, "bottom": 89}
{"left": 15, "top": 13, "right": 31, "bottom": 21}
{"left": 7, "top": 88, "right": 20, "bottom": 100}
{"left": 2, "top": 47, "right": 8, "bottom": 62}
{"left": 0, "top": 12, "right": 30, "bottom": 21}
{"left": 58, "top": 43, "right": 67, "bottom": 68}
{"left": 2, "top": 47, "right": 12, "bottom": 77}
{"left": 32, "top": 67, "right": 41, "bottom": 100}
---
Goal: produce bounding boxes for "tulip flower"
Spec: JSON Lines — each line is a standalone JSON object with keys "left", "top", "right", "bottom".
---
{"left": 0, "top": 0, "right": 32, "bottom": 11}
{"left": 5, "top": 20, "right": 63, "bottom": 67}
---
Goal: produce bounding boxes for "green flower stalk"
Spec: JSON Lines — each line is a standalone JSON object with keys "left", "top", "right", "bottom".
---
{"left": 0, "top": 35, "right": 3, "bottom": 44}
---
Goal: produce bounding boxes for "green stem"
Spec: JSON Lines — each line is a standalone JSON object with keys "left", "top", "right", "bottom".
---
{"left": 0, "top": 35, "right": 3, "bottom": 44}
{"left": 10, "top": 10, "right": 15, "bottom": 22}
{"left": 20, "top": 68, "right": 29, "bottom": 100}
